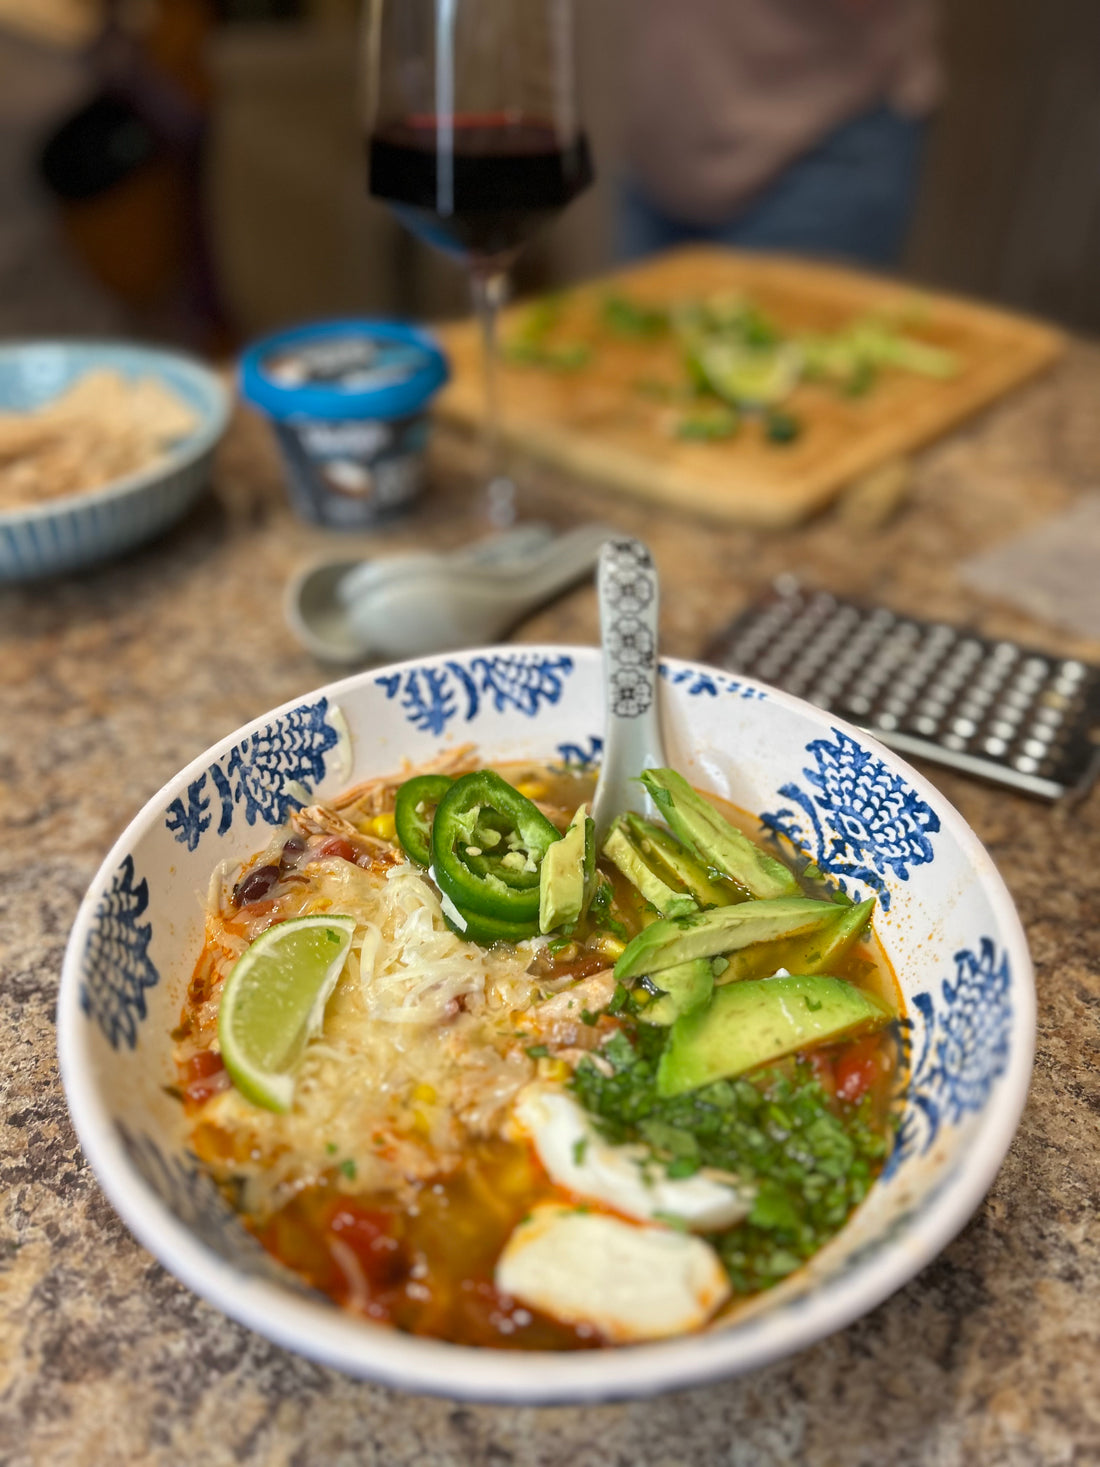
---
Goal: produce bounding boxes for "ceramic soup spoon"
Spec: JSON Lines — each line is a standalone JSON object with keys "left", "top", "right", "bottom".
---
{"left": 590, "top": 536, "right": 669, "bottom": 844}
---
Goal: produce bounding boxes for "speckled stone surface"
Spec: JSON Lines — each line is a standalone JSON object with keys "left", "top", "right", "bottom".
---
{"left": 2, "top": 351, "right": 1099, "bottom": 1466}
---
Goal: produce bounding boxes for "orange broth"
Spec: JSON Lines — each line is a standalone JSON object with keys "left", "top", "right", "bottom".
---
{"left": 175, "top": 761, "right": 902, "bottom": 1348}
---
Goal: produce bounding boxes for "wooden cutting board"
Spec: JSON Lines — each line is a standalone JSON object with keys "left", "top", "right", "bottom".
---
{"left": 433, "top": 246, "right": 1065, "bottom": 528}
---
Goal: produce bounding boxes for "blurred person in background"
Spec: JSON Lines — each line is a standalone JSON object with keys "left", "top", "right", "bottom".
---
{"left": 36, "top": 0, "right": 227, "bottom": 346}
{"left": 621, "top": 0, "right": 941, "bottom": 268}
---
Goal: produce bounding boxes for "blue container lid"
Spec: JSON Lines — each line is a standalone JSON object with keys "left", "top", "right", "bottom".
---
{"left": 240, "top": 319, "right": 449, "bottom": 423}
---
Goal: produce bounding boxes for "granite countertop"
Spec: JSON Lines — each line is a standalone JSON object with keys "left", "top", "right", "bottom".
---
{"left": 3, "top": 349, "right": 1099, "bottom": 1466}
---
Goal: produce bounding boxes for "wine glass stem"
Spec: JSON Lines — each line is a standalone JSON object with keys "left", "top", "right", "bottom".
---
{"left": 470, "top": 266, "right": 515, "bottom": 527}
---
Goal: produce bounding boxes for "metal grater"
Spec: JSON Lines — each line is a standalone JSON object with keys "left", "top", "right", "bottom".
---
{"left": 704, "top": 580, "right": 1100, "bottom": 800}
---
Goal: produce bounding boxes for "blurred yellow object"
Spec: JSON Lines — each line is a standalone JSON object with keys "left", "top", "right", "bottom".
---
{"left": 515, "top": 780, "right": 549, "bottom": 801}
{"left": 0, "top": 0, "right": 103, "bottom": 47}
{"left": 366, "top": 812, "right": 397, "bottom": 841}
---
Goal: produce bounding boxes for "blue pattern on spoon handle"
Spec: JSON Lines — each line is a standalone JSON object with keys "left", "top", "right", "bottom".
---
{"left": 591, "top": 537, "right": 669, "bottom": 842}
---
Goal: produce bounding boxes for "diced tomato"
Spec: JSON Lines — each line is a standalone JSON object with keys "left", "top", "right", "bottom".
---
{"left": 182, "top": 1049, "right": 230, "bottom": 1105}
{"left": 328, "top": 1202, "right": 406, "bottom": 1290}
{"left": 315, "top": 835, "right": 356, "bottom": 863}
{"left": 835, "top": 1036, "right": 887, "bottom": 1104}
{"left": 183, "top": 1050, "right": 225, "bottom": 1082}
{"left": 806, "top": 1047, "right": 837, "bottom": 1098}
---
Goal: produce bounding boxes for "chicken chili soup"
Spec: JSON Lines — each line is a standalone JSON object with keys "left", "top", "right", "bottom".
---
{"left": 173, "top": 748, "right": 901, "bottom": 1349}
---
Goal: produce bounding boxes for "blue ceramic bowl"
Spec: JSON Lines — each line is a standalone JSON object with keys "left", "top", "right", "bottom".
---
{"left": 0, "top": 341, "right": 230, "bottom": 582}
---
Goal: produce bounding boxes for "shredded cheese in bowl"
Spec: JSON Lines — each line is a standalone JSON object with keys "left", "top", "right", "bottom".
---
{"left": 191, "top": 859, "right": 541, "bottom": 1221}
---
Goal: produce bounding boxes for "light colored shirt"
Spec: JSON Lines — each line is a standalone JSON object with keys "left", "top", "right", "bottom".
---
{"left": 623, "top": 0, "right": 942, "bottom": 225}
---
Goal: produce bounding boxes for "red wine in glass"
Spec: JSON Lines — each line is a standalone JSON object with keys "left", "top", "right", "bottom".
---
{"left": 369, "top": 114, "right": 593, "bottom": 269}
{"left": 364, "top": 0, "right": 591, "bottom": 524}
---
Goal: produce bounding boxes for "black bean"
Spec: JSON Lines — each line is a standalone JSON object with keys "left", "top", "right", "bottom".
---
{"left": 279, "top": 835, "right": 306, "bottom": 870}
{"left": 233, "top": 863, "right": 280, "bottom": 906}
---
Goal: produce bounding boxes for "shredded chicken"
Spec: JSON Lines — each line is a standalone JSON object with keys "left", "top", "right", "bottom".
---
{"left": 290, "top": 804, "right": 391, "bottom": 850}
{"left": 532, "top": 970, "right": 616, "bottom": 1022}
{"left": 522, "top": 970, "right": 618, "bottom": 1050}
{"left": 556, "top": 1047, "right": 614, "bottom": 1076}
{"left": 331, "top": 744, "right": 479, "bottom": 819}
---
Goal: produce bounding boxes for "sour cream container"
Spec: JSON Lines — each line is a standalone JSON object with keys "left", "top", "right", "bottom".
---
{"left": 240, "top": 320, "right": 449, "bottom": 528}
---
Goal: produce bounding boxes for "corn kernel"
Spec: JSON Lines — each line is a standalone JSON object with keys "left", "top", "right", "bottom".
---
{"left": 588, "top": 932, "right": 626, "bottom": 960}
{"left": 515, "top": 780, "right": 549, "bottom": 801}
{"left": 367, "top": 812, "right": 397, "bottom": 840}
{"left": 536, "top": 1056, "right": 571, "bottom": 1082}
{"left": 412, "top": 1109, "right": 432, "bottom": 1138}
{"left": 413, "top": 1083, "right": 437, "bottom": 1104}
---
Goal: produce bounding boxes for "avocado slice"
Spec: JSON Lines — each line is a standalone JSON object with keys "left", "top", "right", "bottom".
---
{"left": 718, "top": 897, "right": 876, "bottom": 985}
{"left": 539, "top": 804, "right": 590, "bottom": 933}
{"left": 638, "top": 957, "right": 714, "bottom": 1026}
{"left": 657, "top": 974, "right": 893, "bottom": 1097}
{"left": 602, "top": 819, "right": 697, "bottom": 919}
{"left": 639, "top": 770, "right": 799, "bottom": 900}
{"left": 623, "top": 813, "right": 740, "bottom": 909}
{"left": 614, "top": 897, "right": 841, "bottom": 982}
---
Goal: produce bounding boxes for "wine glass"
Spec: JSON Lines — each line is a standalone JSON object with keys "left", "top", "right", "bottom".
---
{"left": 364, "top": 0, "right": 593, "bottom": 526}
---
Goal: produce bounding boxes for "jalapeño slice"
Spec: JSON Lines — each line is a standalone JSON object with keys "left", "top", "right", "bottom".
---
{"left": 443, "top": 905, "right": 541, "bottom": 946}
{"left": 431, "top": 770, "right": 562, "bottom": 924}
{"left": 394, "top": 774, "right": 454, "bottom": 867}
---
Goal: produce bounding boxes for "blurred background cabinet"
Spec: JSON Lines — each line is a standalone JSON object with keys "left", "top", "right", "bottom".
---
{"left": 1, "top": 0, "right": 1098, "bottom": 339}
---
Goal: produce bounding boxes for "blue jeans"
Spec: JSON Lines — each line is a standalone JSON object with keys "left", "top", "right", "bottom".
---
{"left": 619, "top": 105, "right": 927, "bottom": 268}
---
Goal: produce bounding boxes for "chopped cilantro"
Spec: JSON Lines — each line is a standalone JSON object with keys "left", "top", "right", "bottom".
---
{"left": 607, "top": 983, "right": 632, "bottom": 1016}
{"left": 588, "top": 879, "right": 629, "bottom": 941}
{"left": 569, "top": 1025, "right": 893, "bottom": 1296}
{"left": 603, "top": 292, "right": 669, "bottom": 337}
{"left": 602, "top": 1029, "right": 637, "bottom": 1073}
{"left": 580, "top": 1008, "right": 600, "bottom": 1027}
{"left": 325, "top": 1142, "right": 338, "bottom": 1155}
{"left": 525, "top": 1044, "right": 551, "bottom": 1060}
{"left": 338, "top": 1158, "right": 357, "bottom": 1180}
{"left": 572, "top": 1137, "right": 588, "bottom": 1167}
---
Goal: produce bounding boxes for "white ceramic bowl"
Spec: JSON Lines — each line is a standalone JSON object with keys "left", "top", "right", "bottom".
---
{"left": 58, "top": 647, "right": 1033, "bottom": 1403}
{"left": 0, "top": 341, "right": 230, "bottom": 582}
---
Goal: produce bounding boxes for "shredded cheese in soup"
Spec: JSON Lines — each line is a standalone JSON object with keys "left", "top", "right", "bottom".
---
{"left": 190, "top": 858, "right": 546, "bottom": 1219}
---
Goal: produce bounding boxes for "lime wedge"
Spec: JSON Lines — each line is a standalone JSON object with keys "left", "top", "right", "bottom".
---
{"left": 217, "top": 914, "right": 356, "bottom": 1113}
{"left": 697, "top": 341, "right": 802, "bottom": 407}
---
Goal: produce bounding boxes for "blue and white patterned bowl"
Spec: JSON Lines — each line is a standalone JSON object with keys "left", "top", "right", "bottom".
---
{"left": 0, "top": 341, "right": 230, "bottom": 582}
{"left": 57, "top": 647, "right": 1034, "bottom": 1402}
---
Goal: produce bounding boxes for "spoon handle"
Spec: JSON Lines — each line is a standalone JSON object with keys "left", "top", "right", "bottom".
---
{"left": 591, "top": 537, "right": 668, "bottom": 844}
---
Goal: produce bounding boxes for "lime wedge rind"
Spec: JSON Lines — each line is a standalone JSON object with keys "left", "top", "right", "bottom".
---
{"left": 217, "top": 913, "right": 356, "bottom": 1114}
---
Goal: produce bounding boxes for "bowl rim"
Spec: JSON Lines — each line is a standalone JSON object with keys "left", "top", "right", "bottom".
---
{"left": 57, "top": 645, "right": 1035, "bottom": 1403}
{"left": 0, "top": 339, "right": 231, "bottom": 526}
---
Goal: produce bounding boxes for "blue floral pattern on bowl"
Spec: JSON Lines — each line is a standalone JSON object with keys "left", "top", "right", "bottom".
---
{"left": 375, "top": 652, "right": 574, "bottom": 734}
{"left": 892, "top": 938, "right": 1013, "bottom": 1165}
{"left": 165, "top": 696, "right": 342, "bottom": 852}
{"left": 80, "top": 855, "right": 160, "bottom": 1051}
{"left": 760, "top": 727, "right": 940, "bottom": 909}
{"left": 659, "top": 662, "right": 769, "bottom": 700}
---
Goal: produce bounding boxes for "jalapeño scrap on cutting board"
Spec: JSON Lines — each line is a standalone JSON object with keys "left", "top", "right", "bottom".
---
{"left": 175, "top": 755, "right": 901, "bottom": 1349}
